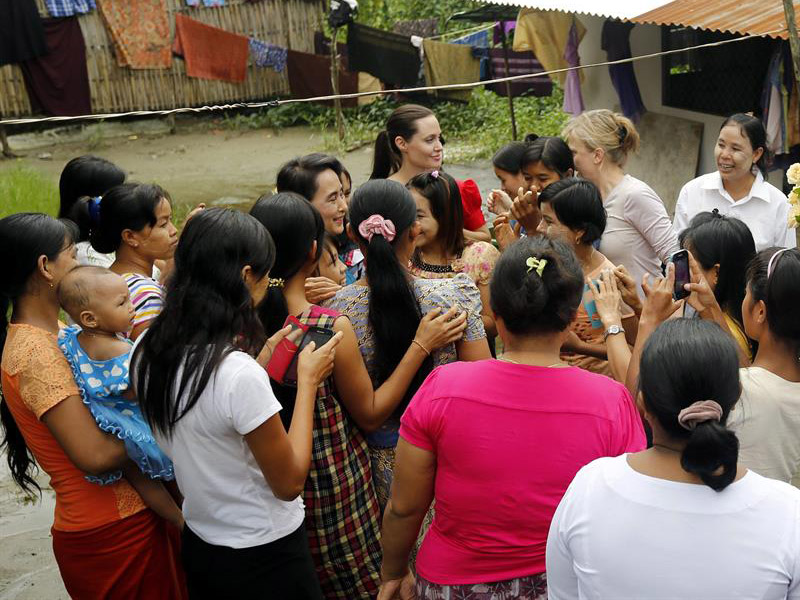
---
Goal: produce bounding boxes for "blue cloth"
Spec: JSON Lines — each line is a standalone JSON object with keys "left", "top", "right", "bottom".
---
{"left": 45, "top": 0, "right": 95, "bottom": 18}
{"left": 601, "top": 19, "right": 645, "bottom": 123}
{"left": 249, "top": 37, "right": 287, "bottom": 73}
{"left": 57, "top": 325, "right": 174, "bottom": 485}
{"left": 186, "top": 0, "right": 225, "bottom": 6}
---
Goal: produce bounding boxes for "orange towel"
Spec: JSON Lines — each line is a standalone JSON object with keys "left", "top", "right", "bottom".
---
{"left": 97, "top": 0, "right": 172, "bottom": 69}
{"left": 173, "top": 14, "right": 248, "bottom": 83}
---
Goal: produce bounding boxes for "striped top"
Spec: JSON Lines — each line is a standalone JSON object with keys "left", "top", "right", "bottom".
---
{"left": 123, "top": 273, "right": 164, "bottom": 335}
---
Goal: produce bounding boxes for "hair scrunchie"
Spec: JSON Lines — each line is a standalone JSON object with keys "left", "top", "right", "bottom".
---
{"left": 677, "top": 400, "right": 723, "bottom": 431}
{"left": 358, "top": 214, "right": 396, "bottom": 243}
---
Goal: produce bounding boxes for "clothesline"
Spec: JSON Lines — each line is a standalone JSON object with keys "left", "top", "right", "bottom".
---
{"left": 0, "top": 29, "right": 784, "bottom": 127}
{"left": 427, "top": 22, "right": 495, "bottom": 42}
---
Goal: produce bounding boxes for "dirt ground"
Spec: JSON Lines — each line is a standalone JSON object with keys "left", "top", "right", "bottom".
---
{"left": 0, "top": 119, "right": 497, "bottom": 599}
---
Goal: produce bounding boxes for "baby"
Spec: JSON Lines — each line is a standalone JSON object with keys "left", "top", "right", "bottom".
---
{"left": 57, "top": 266, "right": 182, "bottom": 528}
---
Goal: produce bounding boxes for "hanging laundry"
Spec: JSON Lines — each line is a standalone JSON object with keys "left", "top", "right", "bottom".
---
{"left": 452, "top": 30, "right": 491, "bottom": 81}
{"left": 487, "top": 48, "right": 552, "bottom": 98}
{"left": 513, "top": 9, "right": 585, "bottom": 87}
{"left": 96, "top": 0, "right": 171, "bottom": 69}
{"left": 249, "top": 38, "right": 287, "bottom": 73}
{"left": 20, "top": 17, "right": 92, "bottom": 116}
{"left": 347, "top": 23, "right": 421, "bottom": 87}
{"left": 287, "top": 49, "right": 358, "bottom": 108}
{"left": 601, "top": 20, "right": 645, "bottom": 122}
{"left": 493, "top": 21, "right": 516, "bottom": 45}
{"left": 185, "top": 0, "right": 225, "bottom": 6}
{"left": 0, "top": 0, "right": 46, "bottom": 67}
{"left": 45, "top": 0, "right": 96, "bottom": 18}
{"left": 562, "top": 20, "right": 585, "bottom": 116}
{"left": 358, "top": 72, "right": 382, "bottom": 105}
{"left": 422, "top": 39, "right": 480, "bottom": 102}
{"left": 173, "top": 14, "right": 249, "bottom": 83}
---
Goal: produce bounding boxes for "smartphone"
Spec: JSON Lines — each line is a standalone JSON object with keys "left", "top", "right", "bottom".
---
{"left": 282, "top": 326, "right": 335, "bottom": 386}
{"left": 583, "top": 280, "right": 603, "bottom": 328}
{"left": 266, "top": 317, "right": 306, "bottom": 384}
{"left": 669, "top": 249, "right": 691, "bottom": 300}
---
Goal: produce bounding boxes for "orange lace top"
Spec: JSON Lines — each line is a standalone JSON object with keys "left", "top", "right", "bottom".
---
{"left": 1, "top": 323, "right": 145, "bottom": 532}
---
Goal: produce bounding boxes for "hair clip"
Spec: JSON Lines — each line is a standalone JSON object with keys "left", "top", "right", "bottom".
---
{"left": 268, "top": 278, "right": 285, "bottom": 288}
{"left": 526, "top": 256, "right": 548, "bottom": 277}
{"left": 711, "top": 207, "right": 722, "bottom": 218}
{"left": 617, "top": 126, "right": 627, "bottom": 144}
{"left": 430, "top": 170, "right": 439, "bottom": 179}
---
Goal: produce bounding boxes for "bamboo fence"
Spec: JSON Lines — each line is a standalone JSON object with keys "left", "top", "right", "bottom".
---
{"left": 0, "top": 0, "right": 324, "bottom": 118}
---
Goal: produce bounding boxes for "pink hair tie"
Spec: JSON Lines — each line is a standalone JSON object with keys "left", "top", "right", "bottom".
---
{"left": 677, "top": 400, "right": 723, "bottom": 431}
{"left": 358, "top": 214, "right": 396, "bottom": 243}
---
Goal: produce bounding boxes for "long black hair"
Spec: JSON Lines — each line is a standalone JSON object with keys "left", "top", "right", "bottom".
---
{"left": 538, "top": 177, "right": 606, "bottom": 245}
{"left": 407, "top": 170, "right": 465, "bottom": 256}
{"left": 520, "top": 135, "right": 574, "bottom": 176}
{"left": 250, "top": 192, "right": 325, "bottom": 337}
{"left": 640, "top": 318, "right": 741, "bottom": 491}
{"left": 746, "top": 247, "right": 800, "bottom": 360}
{"left": 350, "top": 179, "right": 433, "bottom": 409}
{"left": 490, "top": 235, "right": 583, "bottom": 336}
{"left": 58, "top": 155, "right": 126, "bottom": 242}
{"left": 492, "top": 141, "right": 528, "bottom": 174}
{"left": 679, "top": 211, "right": 756, "bottom": 328}
{"left": 89, "top": 183, "right": 170, "bottom": 254}
{"left": 0, "top": 213, "right": 75, "bottom": 496}
{"left": 720, "top": 113, "right": 769, "bottom": 176}
{"left": 371, "top": 104, "right": 435, "bottom": 180}
{"left": 133, "top": 208, "right": 275, "bottom": 438}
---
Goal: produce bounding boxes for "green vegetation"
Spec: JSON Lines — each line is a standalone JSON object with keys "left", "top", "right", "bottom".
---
{"left": 224, "top": 87, "right": 569, "bottom": 162}
{"left": 0, "top": 164, "right": 58, "bottom": 218}
{"left": 354, "top": 0, "right": 483, "bottom": 34}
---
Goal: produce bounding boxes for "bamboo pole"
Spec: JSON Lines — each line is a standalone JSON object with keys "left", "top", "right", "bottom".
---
{"left": 783, "top": 0, "right": 800, "bottom": 100}
{"left": 500, "top": 27, "right": 518, "bottom": 141}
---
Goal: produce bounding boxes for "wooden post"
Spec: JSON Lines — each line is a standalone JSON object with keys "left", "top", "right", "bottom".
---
{"left": 500, "top": 27, "right": 518, "bottom": 141}
{"left": 0, "top": 124, "right": 17, "bottom": 159}
{"left": 783, "top": 0, "right": 800, "bottom": 100}
{"left": 330, "top": 26, "right": 345, "bottom": 141}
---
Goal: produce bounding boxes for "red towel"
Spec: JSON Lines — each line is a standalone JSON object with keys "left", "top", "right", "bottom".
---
{"left": 173, "top": 14, "right": 248, "bottom": 83}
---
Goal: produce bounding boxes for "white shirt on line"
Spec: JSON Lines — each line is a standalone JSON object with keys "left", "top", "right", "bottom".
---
{"left": 674, "top": 171, "right": 797, "bottom": 251}
{"left": 546, "top": 454, "right": 800, "bottom": 600}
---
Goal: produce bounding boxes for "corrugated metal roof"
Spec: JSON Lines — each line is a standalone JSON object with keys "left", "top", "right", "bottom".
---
{"left": 630, "top": 0, "right": 799, "bottom": 39}
{"left": 480, "top": 0, "right": 672, "bottom": 21}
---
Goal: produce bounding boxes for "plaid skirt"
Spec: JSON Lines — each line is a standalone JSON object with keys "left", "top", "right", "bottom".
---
{"left": 416, "top": 573, "right": 547, "bottom": 600}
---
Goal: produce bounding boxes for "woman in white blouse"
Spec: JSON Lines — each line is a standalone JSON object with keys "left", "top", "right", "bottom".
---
{"left": 563, "top": 110, "right": 679, "bottom": 296}
{"left": 674, "top": 113, "right": 796, "bottom": 251}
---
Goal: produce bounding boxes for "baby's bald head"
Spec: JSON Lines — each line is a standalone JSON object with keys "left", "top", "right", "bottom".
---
{"left": 58, "top": 266, "right": 124, "bottom": 323}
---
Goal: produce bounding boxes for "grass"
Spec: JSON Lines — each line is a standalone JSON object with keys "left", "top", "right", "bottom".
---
{"left": 0, "top": 164, "right": 59, "bottom": 218}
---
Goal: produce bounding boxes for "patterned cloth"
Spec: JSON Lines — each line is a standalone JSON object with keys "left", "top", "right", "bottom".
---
{"left": 410, "top": 241, "right": 500, "bottom": 287}
{"left": 186, "top": 0, "right": 224, "bottom": 5}
{"left": 45, "top": 0, "right": 95, "bottom": 17}
{"left": 416, "top": 573, "right": 547, "bottom": 600}
{"left": 122, "top": 272, "right": 164, "bottom": 334}
{"left": 296, "top": 305, "right": 382, "bottom": 599}
{"left": 57, "top": 325, "right": 174, "bottom": 485}
{"left": 324, "top": 275, "right": 485, "bottom": 510}
{"left": 248, "top": 37, "right": 287, "bottom": 72}
{"left": 97, "top": 0, "right": 171, "bottom": 69}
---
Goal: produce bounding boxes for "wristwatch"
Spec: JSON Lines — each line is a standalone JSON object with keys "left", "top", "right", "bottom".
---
{"left": 603, "top": 324, "right": 625, "bottom": 341}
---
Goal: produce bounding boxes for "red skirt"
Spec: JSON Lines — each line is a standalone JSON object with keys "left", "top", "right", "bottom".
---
{"left": 52, "top": 509, "right": 186, "bottom": 599}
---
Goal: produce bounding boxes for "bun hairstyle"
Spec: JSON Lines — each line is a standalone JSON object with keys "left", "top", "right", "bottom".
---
{"left": 0, "top": 213, "right": 77, "bottom": 495}
{"left": 134, "top": 208, "right": 275, "bottom": 438}
{"left": 88, "top": 183, "right": 170, "bottom": 254}
{"left": 720, "top": 113, "right": 770, "bottom": 176}
{"left": 520, "top": 135, "right": 574, "bottom": 176}
{"left": 371, "top": 104, "right": 435, "bottom": 180}
{"left": 58, "top": 155, "right": 126, "bottom": 242}
{"left": 746, "top": 247, "right": 800, "bottom": 360}
{"left": 407, "top": 170, "right": 465, "bottom": 256}
{"left": 276, "top": 153, "right": 343, "bottom": 201}
{"left": 489, "top": 235, "right": 583, "bottom": 336}
{"left": 349, "top": 179, "right": 433, "bottom": 410}
{"left": 561, "top": 109, "right": 640, "bottom": 167}
{"left": 639, "top": 319, "right": 741, "bottom": 491}
{"left": 679, "top": 211, "right": 756, "bottom": 329}
{"left": 537, "top": 177, "right": 606, "bottom": 245}
{"left": 249, "top": 192, "right": 325, "bottom": 337}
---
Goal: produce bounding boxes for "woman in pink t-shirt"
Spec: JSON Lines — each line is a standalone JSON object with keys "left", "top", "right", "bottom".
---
{"left": 377, "top": 235, "right": 646, "bottom": 600}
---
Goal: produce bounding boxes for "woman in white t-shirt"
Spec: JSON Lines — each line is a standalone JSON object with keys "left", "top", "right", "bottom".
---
{"left": 132, "top": 208, "right": 341, "bottom": 599}
{"left": 547, "top": 318, "right": 800, "bottom": 599}
{"left": 729, "top": 247, "right": 800, "bottom": 484}
{"left": 562, "top": 109, "right": 679, "bottom": 296}
{"left": 674, "top": 113, "right": 797, "bottom": 251}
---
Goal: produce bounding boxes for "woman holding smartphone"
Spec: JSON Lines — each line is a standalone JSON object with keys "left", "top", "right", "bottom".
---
{"left": 251, "top": 192, "right": 468, "bottom": 599}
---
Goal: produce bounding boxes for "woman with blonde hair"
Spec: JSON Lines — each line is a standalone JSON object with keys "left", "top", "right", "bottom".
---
{"left": 563, "top": 110, "right": 679, "bottom": 295}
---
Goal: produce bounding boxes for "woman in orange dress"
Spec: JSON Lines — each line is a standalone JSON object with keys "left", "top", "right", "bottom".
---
{"left": 0, "top": 213, "right": 184, "bottom": 599}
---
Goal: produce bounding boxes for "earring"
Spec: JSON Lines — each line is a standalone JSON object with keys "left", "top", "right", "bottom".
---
{"left": 48, "top": 282, "right": 54, "bottom": 288}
